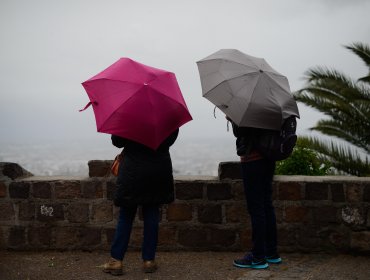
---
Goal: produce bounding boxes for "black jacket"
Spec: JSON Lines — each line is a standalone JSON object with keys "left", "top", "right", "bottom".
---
{"left": 231, "top": 122, "right": 257, "bottom": 156}
{"left": 112, "top": 129, "right": 179, "bottom": 207}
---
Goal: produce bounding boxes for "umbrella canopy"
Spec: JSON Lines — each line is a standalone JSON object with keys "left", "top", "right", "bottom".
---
{"left": 80, "top": 58, "right": 192, "bottom": 149}
{"left": 196, "top": 49, "right": 299, "bottom": 130}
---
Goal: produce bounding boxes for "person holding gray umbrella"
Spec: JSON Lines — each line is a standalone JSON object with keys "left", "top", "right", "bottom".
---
{"left": 197, "top": 49, "right": 299, "bottom": 269}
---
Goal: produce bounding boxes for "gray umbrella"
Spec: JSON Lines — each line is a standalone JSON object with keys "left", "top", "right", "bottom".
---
{"left": 196, "top": 49, "right": 299, "bottom": 130}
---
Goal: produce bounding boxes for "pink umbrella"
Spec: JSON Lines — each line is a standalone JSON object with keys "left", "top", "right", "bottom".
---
{"left": 80, "top": 58, "right": 192, "bottom": 150}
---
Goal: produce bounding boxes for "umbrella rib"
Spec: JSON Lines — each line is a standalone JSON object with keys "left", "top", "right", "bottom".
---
{"left": 198, "top": 59, "right": 286, "bottom": 78}
{"left": 97, "top": 86, "right": 143, "bottom": 131}
{"left": 148, "top": 72, "right": 188, "bottom": 105}
{"left": 93, "top": 77, "right": 144, "bottom": 86}
{"left": 263, "top": 72, "right": 291, "bottom": 93}
{"left": 203, "top": 72, "right": 259, "bottom": 97}
{"left": 198, "top": 58, "right": 260, "bottom": 69}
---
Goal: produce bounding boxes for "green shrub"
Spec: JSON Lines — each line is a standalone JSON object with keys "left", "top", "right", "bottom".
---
{"left": 275, "top": 146, "right": 331, "bottom": 175}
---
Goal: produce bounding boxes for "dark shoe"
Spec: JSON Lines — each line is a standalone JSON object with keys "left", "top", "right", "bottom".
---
{"left": 143, "top": 260, "right": 158, "bottom": 273}
{"left": 102, "top": 258, "right": 123, "bottom": 276}
{"left": 233, "top": 254, "right": 268, "bottom": 269}
{"left": 266, "top": 253, "right": 282, "bottom": 264}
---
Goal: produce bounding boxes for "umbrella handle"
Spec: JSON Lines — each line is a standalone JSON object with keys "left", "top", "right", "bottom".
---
{"left": 79, "top": 101, "right": 98, "bottom": 112}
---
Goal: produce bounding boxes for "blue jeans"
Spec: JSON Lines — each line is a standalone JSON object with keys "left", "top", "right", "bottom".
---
{"left": 241, "top": 158, "right": 277, "bottom": 259}
{"left": 110, "top": 204, "right": 160, "bottom": 261}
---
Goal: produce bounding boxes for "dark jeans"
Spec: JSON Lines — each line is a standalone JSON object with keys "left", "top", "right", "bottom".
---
{"left": 241, "top": 158, "right": 277, "bottom": 259}
{"left": 110, "top": 204, "right": 160, "bottom": 261}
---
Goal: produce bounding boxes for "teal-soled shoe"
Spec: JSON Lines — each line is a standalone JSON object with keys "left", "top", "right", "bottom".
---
{"left": 266, "top": 253, "right": 282, "bottom": 264}
{"left": 233, "top": 254, "right": 269, "bottom": 269}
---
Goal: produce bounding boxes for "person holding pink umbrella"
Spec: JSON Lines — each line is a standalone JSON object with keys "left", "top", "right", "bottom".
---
{"left": 102, "top": 129, "right": 179, "bottom": 275}
{"left": 80, "top": 58, "right": 192, "bottom": 275}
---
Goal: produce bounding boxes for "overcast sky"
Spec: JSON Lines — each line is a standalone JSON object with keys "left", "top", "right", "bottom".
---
{"left": 1, "top": 0, "right": 369, "bottom": 145}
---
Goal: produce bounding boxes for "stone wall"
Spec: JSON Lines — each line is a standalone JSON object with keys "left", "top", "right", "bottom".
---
{"left": 0, "top": 162, "right": 369, "bottom": 253}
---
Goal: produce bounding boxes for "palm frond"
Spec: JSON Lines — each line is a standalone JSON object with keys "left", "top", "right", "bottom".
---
{"left": 295, "top": 42, "right": 370, "bottom": 176}
{"left": 303, "top": 67, "right": 370, "bottom": 100}
{"left": 298, "top": 136, "right": 370, "bottom": 176}
{"left": 345, "top": 42, "right": 370, "bottom": 70}
{"left": 311, "top": 119, "right": 369, "bottom": 152}
{"left": 345, "top": 42, "right": 370, "bottom": 84}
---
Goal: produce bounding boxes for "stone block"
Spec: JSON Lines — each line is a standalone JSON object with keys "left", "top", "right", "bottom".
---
{"left": 239, "top": 229, "right": 252, "bottom": 250}
{"left": 0, "top": 227, "right": 5, "bottom": 249}
{"left": 321, "top": 227, "right": 350, "bottom": 250}
{"left": 166, "top": 204, "right": 192, "bottom": 221}
{"left": 284, "top": 206, "right": 310, "bottom": 223}
{"left": 128, "top": 227, "right": 143, "bottom": 247}
{"left": 105, "top": 228, "right": 116, "bottom": 244}
{"left": 36, "top": 203, "right": 64, "bottom": 222}
{"left": 305, "top": 182, "right": 328, "bottom": 200}
{"left": 19, "top": 202, "right": 35, "bottom": 221}
{"left": 106, "top": 181, "right": 116, "bottom": 200}
{"left": 66, "top": 203, "right": 89, "bottom": 223}
{"left": 0, "top": 181, "right": 7, "bottom": 197}
{"left": 345, "top": 183, "right": 362, "bottom": 203}
{"left": 79, "top": 227, "right": 102, "bottom": 247}
{"left": 92, "top": 203, "right": 113, "bottom": 223}
{"left": 55, "top": 181, "right": 81, "bottom": 199}
{"left": 207, "top": 182, "right": 232, "bottom": 200}
{"left": 82, "top": 180, "right": 103, "bottom": 199}
{"left": 8, "top": 226, "right": 26, "bottom": 247}
{"left": 208, "top": 229, "right": 236, "bottom": 247}
{"left": 9, "top": 182, "right": 30, "bottom": 199}
{"left": 312, "top": 206, "right": 338, "bottom": 223}
{"left": 32, "top": 182, "right": 52, "bottom": 199}
{"left": 330, "top": 183, "right": 345, "bottom": 202}
{"left": 218, "top": 161, "right": 241, "bottom": 180}
{"left": 341, "top": 206, "right": 365, "bottom": 227}
{"left": 279, "top": 226, "right": 298, "bottom": 247}
{"left": 278, "top": 182, "right": 302, "bottom": 201}
{"left": 0, "top": 162, "right": 33, "bottom": 180}
{"left": 113, "top": 206, "right": 120, "bottom": 220}
{"left": 198, "top": 205, "right": 222, "bottom": 224}
{"left": 158, "top": 226, "right": 177, "bottom": 246}
{"left": 274, "top": 206, "right": 284, "bottom": 224}
{"left": 0, "top": 202, "right": 15, "bottom": 221}
{"left": 28, "top": 227, "right": 52, "bottom": 247}
{"left": 88, "top": 160, "right": 112, "bottom": 177}
{"left": 225, "top": 203, "right": 249, "bottom": 223}
{"left": 178, "top": 228, "right": 207, "bottom": 247}
{"left": 231, "top": 181, "right": 245, "bottom": 200}
{"left": 350, "top": 231, "right": 370, "bottom": 252}
{"left": 364, "top": 182, "right": 370, "bottom": 202}
{"left": 54, "top": 227, "right": 80, "bottom": 249}
{"left": 297, "top": 226, "right": 324, "bottom": 250}
{"left": 175, "top": 181, "right": 203, "bottom": 200}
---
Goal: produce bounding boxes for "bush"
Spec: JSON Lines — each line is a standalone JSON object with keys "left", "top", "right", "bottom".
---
{"left": 275, "top": 146, "right": 331, "bottom": 175}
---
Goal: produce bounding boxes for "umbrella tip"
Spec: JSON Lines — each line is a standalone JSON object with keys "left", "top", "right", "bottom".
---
{"left": 259, "top": 70, "right": 264, "bottom": 73}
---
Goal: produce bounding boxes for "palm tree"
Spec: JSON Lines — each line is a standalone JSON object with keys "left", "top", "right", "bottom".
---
{"left": 294, "top": 42, "right": 370, "bottom": 176}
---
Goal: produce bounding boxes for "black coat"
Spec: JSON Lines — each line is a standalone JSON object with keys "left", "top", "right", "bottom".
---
{"left": 231, "top": 122, "right": 256, "bottom": 156}
{"left": 111, "top": 129, "right": 178, "bottom": 207}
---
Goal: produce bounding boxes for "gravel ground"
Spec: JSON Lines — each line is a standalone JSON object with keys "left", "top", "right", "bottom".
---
{"left": 0, "top": 251, "right": 369, "bottom": 280}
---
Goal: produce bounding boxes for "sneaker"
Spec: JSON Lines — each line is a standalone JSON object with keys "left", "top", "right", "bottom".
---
{"left": 143, "top": 260, "right": 158, "bottom": 273}
{"left": 233, "top": 254, "right": 269, "bottom": 269}
{"left": 102, "top": 258, "right": 123, "bottom": 276}
{"left": 266, "top": 253, "right": 282, "bottom": 264}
